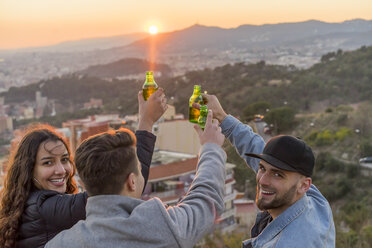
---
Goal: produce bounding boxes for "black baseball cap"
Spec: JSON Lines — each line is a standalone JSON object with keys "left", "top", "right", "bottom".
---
{"left": 245, "top": 135, "right": 315, "bottom": 177}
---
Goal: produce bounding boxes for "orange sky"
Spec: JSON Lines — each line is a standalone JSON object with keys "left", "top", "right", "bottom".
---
{"left": 0, "top": 0, "right": 371, "bottom": 50}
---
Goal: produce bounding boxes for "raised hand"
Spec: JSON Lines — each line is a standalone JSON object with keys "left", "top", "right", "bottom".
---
{"left": 138, "top": 88, "right": 168, "bottom": 132}
{"left": 194, "top": 110, "right": 225, "bottom": 146}
{"left": 192, "top": 94, "right": 227, "bottom": 123}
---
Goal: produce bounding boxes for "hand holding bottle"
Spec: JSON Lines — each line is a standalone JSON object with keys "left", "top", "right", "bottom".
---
{"left": 194, "top": 110, "right": 225, "bottom": 146}
{"left": 192, "top": 94, "right": 227, "bottom": 123}
{"left": 138, "top": 88, "right": 167, "bottom": 132}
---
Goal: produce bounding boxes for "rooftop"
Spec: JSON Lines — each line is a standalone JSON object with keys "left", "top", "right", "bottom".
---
{"left": 148, "top": 150, "right": 236, "bottom": 182}
{"left": 148, "top": 157, "right": 198, "bottom": 182}
{"left": 151, "top": 150, "right": 196, "bottom": 166}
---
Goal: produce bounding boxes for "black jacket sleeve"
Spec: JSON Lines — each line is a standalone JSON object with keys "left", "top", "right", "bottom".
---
{"left": 18, "top": 190, "right": 88, "bottom": 247}
{"left": 39, "top": 191, "right": 88, "bottom": 230}
{"left": 135, "top": 130, "right": 156, "bottom": 188}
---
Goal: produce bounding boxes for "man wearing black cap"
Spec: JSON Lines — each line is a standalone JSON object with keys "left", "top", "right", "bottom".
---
{"left": 195, "top": 94, "right": 335, "bottom": 248}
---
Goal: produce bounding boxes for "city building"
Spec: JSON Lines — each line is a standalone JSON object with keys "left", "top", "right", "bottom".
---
{"left": 35, "top": 91, "right": 48, "bottom": 118}
{"left": 22, "top": 106, "right": 35, "bottom": 120}
{"left": 0, "top": 115, "right": 13, "bottom": 133}
{"left": 154, "top": 120, "right": 201, "bottom": 155}
{"left": 233, "top": 198, "right": 258, "bottom": 227}
{"left": 152, "top": 105, "right": 199, "bottom": 155}
{"left": 36, "top": 91, "right": 47, "bottom": 109}
{"left": 83, "top": 98, "right": 103, "bottom": 109}
{"left": 62, "top": 114, "right": 122, "bottom": 153}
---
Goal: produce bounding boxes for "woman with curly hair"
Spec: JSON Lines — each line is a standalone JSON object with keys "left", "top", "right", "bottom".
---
{"left": 0, "top": 125, "right": 86, "bottom": 248}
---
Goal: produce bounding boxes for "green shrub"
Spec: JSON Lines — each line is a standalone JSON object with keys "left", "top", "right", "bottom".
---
{"left": 325, "top": 107, "right": 333, "bottom": 113}
{"left": 315, "top": 130, "right": 334, "bottom": 146}
{"left": 342, "top": 202, "right": 371, "bottom": 232}
{"left": 361, "top": 226, "right": 372, "bottom": 247}
{"left": 337, "top": 230, "right": 358, "bottom": 248}
{"left": 315, "top": 152, "right": 343, "bottom": 173}
{"left": 335, "top": 127, "right": 352, "bottom": 141}
{"left": 336, "top": 104, "right": 354, "bottom": 112}
{"left": 305, "top": 130, "right": 318, "bottom": 145}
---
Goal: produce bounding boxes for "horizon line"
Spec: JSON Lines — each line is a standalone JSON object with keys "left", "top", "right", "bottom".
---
{"left": 1, "top": 17, "right": 370, "bottom": 52}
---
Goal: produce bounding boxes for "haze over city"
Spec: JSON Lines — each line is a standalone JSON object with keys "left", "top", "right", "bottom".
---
{"left": 1, "top": 0, "right": 371, "bottom": 50}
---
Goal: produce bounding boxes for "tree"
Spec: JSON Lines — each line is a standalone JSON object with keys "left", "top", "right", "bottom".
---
{"left": 243, "top": 101, "right": 271, "bottom": 121}
{"left": 264, "top": 106, "right": 296, "bottom": 133}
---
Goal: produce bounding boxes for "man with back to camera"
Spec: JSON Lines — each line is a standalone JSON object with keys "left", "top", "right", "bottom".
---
{"left": 194, "top": 94, "right": 335, "bottom": 248}
{"left": 46, "top": 110, "right": 227, "bottom": 248}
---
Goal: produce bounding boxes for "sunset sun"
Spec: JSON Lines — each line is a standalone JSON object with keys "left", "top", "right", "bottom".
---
{"left": 149, "top": 25, "right": 158, "bottom": 35}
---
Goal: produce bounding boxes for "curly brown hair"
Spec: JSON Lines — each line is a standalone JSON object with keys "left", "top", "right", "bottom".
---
{"left": 0, "top": 124, "right": 78, "bottom": 248}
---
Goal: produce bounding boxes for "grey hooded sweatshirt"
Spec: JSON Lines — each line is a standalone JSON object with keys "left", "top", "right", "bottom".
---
{"left": 46, "top": 143, "right": 226, "bottom": 248}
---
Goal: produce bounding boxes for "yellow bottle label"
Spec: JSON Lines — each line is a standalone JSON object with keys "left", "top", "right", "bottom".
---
{"left": 188, "top": 85, "right": 203, "bottom": 123}
{"left": 189, "top": 106, "right": 201, "bottom": 123}
{"left": 143, "top": 85, "right": 158, "bottom": 101}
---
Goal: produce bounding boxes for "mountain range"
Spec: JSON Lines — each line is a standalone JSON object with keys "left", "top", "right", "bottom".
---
{"left": 0, "top": 19, "right": 371, "bottom": 90}
{"left": 3, "top": 19, "right": 371, "bottom": 54}
{"left": 0, "top": 33, "right": 149, "bottom": 53}
{"left": 116, "top": 19, "right": 372, "bottom": 53}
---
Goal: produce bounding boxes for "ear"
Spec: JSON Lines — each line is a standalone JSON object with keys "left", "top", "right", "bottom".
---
{"left": 126, "top": 173, "right": 137, "bottom": 192}
{"left": 298, "top": 177, "right": 312, "bottom": 195}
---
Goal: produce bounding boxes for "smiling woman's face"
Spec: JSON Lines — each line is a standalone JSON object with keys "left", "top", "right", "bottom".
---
{"left": 32, "top": 140, "right": 72, "bottom": 193}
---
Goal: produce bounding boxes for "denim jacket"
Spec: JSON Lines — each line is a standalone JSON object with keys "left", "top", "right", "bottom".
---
{"left": 220, "top": 115, "right": 335, "bottom": 248}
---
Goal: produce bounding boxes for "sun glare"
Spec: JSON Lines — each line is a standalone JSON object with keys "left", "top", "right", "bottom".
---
{"left": 149, "top": 25, "right": 158, "bottom": 35}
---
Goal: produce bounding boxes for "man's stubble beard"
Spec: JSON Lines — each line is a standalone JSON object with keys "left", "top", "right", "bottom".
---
{"left": 256, "top": 182, "right": 297, "bottom": 211}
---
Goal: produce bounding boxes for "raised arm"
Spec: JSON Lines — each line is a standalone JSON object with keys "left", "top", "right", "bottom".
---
{"left": 194, "top": 94, "right": 265, "bottom": 173}
{"left": 135, "top": 130, "right": 156, "bottom": 188}
{"left": 137, "top": 89, "right": 167, "bottom": 187}
{"left": 220, "top": 115, "right": 265, "bottom": 173}
{"left": 164, "top": 110, "right": 227, "bottom": 247}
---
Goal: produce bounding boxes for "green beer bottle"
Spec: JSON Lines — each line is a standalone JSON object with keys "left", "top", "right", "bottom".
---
{"left": 142, "top": 71, "right": 158, "bottom": 101}
{"left": 189, "top": 85, "right": 203, "bottom": 123}
{"left": 198, "top": 105, "right": 208, "bottom": 130}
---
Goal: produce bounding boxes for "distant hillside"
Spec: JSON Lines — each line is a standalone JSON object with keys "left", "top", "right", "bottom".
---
{"left": 103, "top": 19, "right": 372, "bottom": 54}
{"left": 1, "top": 46, "right": 371, "bottom": 119}
{"left": 0, "top": 33, "right": 149, "bottom": 53}
{"left": 162, "top": 45, "right": 372, "bottom": 117}
{"left": 2, "top": 19, "right": 372, "bottom": 91}
{"left": 78, "top": 58, "right": 172, "bottom": 78}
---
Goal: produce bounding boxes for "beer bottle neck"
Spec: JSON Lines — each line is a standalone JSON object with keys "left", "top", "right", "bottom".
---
{"left": 193, "top": 86, "right": 201, "bottom": 95}
{"left": 146, "top": 75, "right": 154, "bottom": 83}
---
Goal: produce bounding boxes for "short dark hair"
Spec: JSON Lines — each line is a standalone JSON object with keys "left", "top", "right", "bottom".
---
{"left": 75, "top": 128, "right": 138, "bottom": 196}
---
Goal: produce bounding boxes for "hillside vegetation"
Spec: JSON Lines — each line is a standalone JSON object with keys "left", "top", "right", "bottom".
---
{"left": 78, "top": 58, "right": 172, "bottom": 78}
{"left": 3, "top": 46, "right": 371, "bottom": 118}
